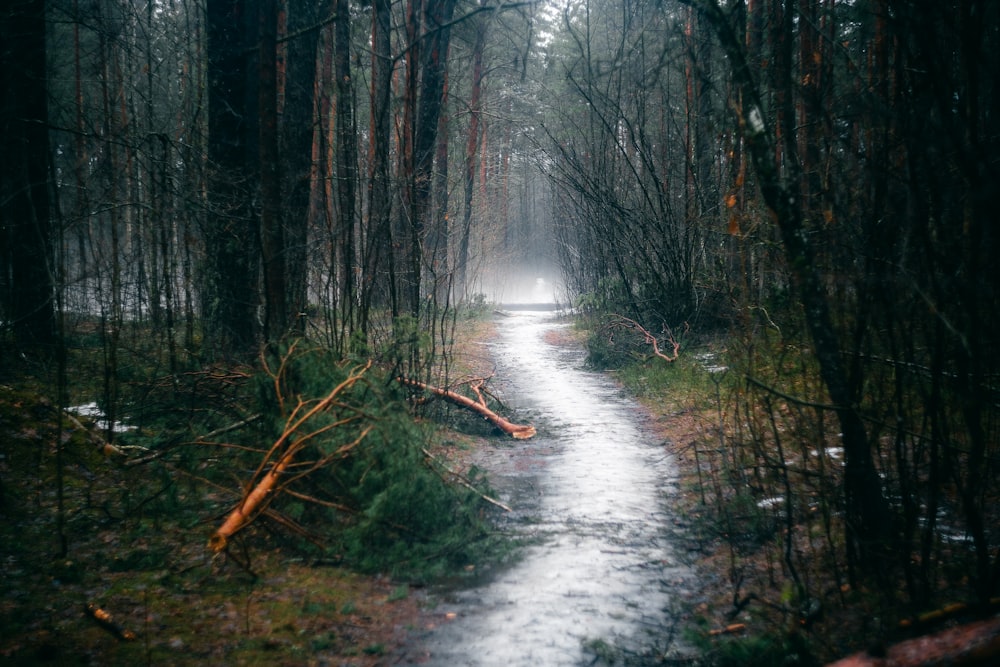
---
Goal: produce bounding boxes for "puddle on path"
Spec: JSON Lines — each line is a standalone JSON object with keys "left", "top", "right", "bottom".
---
{"left": 400, "top": 310, "right": 693, "bottom": 666}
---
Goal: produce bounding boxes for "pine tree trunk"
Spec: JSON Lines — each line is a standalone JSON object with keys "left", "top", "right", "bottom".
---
{"left": 259, "top": 0, "right": 286, "bottom": 345}
{"left": 204, "top": 0, "right": 260, "bottom": 358}
{"left": 0, "top": 0, "right": 56, "bottom": 349}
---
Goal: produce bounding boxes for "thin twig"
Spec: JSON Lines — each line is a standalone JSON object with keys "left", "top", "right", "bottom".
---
{"left": 421, "top": 447, "right": 512, "bottom": 512}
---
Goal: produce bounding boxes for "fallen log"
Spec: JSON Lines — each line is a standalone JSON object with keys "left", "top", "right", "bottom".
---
{"left": 398, "top": 377, "right": 536, "bottom": 439}
{"left": 898, "top": 598, "right": 1000, "bottom": 630}
{"left": 825, "top": 616, "right": 1000, "bottom": 667}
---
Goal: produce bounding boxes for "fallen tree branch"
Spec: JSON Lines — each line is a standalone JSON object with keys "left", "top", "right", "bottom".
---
{"left": 85, "top": 603, "right": 136, "bottom": 641}
{"left": 898, "top": 598, "right": 1000, "bottom": 631}
{"left": 124, "top": 415, "right": 264, "bottom": 467}
{"left": 398, "top": 377, "right": 536, "bottom": 439}
{"left": 610, "top": 315, "right": 683, "bottom": 362}
{"left": 208, "top": 361, "right": 372, "bottom": 552}
{"left": 708, "top": 623, "right": 747, "bottom": 636}
{"left": 208, "top": 437, "right": 304, "bottom": 553}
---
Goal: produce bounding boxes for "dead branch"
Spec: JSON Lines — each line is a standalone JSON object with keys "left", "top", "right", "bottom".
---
{"left": 84, "top": 603, "right": 136, "bottom": 641}
{"left": 708, "top": 623, "right": 747, "bottom": 636}
{"left": 610, "top": 315, "right": 682, "bottom": 362}
{"left": 200, "top": 414, "right": 264, "bottom": 440}
{"left": 421, "top": 447, "right": 512, "bottom": 512}
{"left": 208, "top": 361, "right": 372, "bottom": 552}
{"left": 261, "top": 340, "right": 301, "bottom": 416}
{"left": 398, "top": 377, "right": 536, "bottom": 439}
{"left": 898, "top": 598, "right": 1000, "bottom": 631}
{"left": 124, "top": 415, "right": 265, "bottom": 467}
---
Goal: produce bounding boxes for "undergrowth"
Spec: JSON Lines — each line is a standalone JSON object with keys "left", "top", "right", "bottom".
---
{"left": 579, "top": 310, "right": 998, "bottom": 665}
{"left": 0, "top": 315, "right": 512, "bottom": 663}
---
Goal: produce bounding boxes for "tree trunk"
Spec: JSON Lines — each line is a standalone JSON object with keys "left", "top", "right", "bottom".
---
{"left": 0, "top": 0, "right": 56, "bottom": 349}
{"left": 333, "top": 0, "right": 357, "bottom": 343}
{"left": 361, "top": 0, "right": 394, "bottom": 328}
{"left": 259, "top": 0, "right": 286, "bottom": 345}
{"left": 826, "top": 616, "right": 1000, "bottom": 667}
{"left": 205, "top": 0, "right": 260, "bottom": 358}
{"left": 427, "top": 70, "right": 450, "bottom": 306}
{"left": 409, "top": 0, "right": 458, "bottom": 318}
{"left": 458, "top": 15, "right": 487, "bottom": 304}
{"left": 681, "top": 0, "right": 894, "bottom": 568}
{"left": 281, "top": 0, "right": 322, "bottom": 338}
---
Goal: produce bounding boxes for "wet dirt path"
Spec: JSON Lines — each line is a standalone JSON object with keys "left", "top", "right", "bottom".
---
{"left": 401, "top": 310, "right": 693, "bottom": 666}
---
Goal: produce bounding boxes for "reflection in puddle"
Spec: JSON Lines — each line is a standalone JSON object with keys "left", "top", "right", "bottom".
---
{"left": 405, "top": 311, "right": 692, "bottom": 666}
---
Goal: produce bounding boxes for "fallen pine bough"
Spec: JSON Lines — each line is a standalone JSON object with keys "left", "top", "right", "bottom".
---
{"left": 208, "top": 360, "right": 373, "bottom": 553}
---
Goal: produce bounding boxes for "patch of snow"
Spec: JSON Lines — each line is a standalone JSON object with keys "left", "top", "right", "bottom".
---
{"left": 68, "top": 402, "right": 135, "bottom": 433}
{"left": 757, "top": 496, "right": 785, "bottom": 509}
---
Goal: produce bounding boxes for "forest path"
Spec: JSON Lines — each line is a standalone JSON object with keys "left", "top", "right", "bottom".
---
{"left": 399, "top": 309, "right": 694, "bottom": 666}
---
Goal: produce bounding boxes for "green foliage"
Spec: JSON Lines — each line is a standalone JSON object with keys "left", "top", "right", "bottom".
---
{"left": 362, "top": 643, "right": 385, "bottom": 656}
{"left": 253, "top": 344, "right": 500, "bottom": 581}
{"left": 388, "top": 584, "right": 409, "bottom": 601}
{"left": 620, "top": 349, "right": 726, "bottom": 400}
{"left": 581, "top": 637, "right": 620, "bottom": 663}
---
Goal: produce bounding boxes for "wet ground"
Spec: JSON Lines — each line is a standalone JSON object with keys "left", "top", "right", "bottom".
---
{"left": 401, "top": 310, "right": 694, "bottom": 666}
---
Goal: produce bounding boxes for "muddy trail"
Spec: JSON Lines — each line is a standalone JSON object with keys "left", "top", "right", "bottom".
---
{"left": 400, "top": 309, "right": 694, "bottom": 666}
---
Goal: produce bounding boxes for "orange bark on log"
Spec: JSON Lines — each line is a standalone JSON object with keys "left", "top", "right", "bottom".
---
{"left": 398, "top": 377, "right": 536, "bottom": 439}
{"left": 825, "top": 616, "right": 1000, "bottom": 667}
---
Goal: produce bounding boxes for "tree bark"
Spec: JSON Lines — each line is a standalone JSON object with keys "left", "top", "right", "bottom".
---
{"left": 361, "top": 0, "right": 394, "bottom": 327}
{"left": 205, "top": 0, "right": 260, "bottom": 358}
{"left": 280, "top": 0, "right": 322, "bottom": 338}
{"left": 458, "top": 13, "right": 487, "bottom": 304}
{"left": 259, "top": 0, "right": 286, "bottom": 345}
{"left": 407, "top": 0, "right": 458, "bottom": 318}
{"left": 332, "top": 0, "right": 357, "bottom": 341}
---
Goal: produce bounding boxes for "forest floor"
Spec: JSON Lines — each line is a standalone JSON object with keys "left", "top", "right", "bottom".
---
{"left": 0, "top": 317, "right": 504, "bottom": 666}
{"left": 0, "top": 383, "right": 429, "bottom": 666}
{"left": 1, "top": 315, "right": 925, "bottom": 666}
